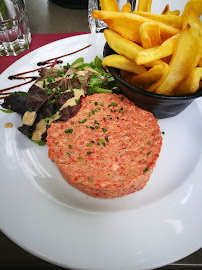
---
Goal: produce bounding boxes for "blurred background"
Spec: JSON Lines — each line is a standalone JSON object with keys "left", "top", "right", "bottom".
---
{"left": 26, "top": 0, "right": 89, "bottom": 34}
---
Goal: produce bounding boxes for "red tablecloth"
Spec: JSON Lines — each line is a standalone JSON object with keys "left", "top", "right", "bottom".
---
{"left": 0, "top": 32, "right": 88, "bottom": 74}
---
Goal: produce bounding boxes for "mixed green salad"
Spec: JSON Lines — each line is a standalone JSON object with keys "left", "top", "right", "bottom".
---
{"left": 1, "top": 56, "right": 121, "bottom": 145}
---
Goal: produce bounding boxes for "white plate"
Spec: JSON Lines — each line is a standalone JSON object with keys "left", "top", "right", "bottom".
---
{"left": 0, "top": 33, "right": 202, "bottom": 270}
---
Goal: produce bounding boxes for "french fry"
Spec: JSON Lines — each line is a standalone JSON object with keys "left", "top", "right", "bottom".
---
{"left": 92, "top": 10, "right": 180, "bottom": 43}
{"left": 147, "top": 63, "right": 170, "bottom": 92}
{"left": 156, "top": 22, "right": 202, "bottom": 95}
{"left": 132, "top": 11, "right": 182, "bottom": 29}
{"left": 104, "top": 29, "right": 164, "bottom": 68}
{"left": 93, "top": 10, "right": 150, "bottom": 43}
{"left": 104, "top": 29, "right": 142, "bottom": 61}
{"left": 136, "top": 34, "right": 179, "bottom": 65}
{"left": 122, "top": 3, "right": 131, "bottom": 13}
{"left": 94, "top": 0, "right": 202, "bottom": 96}
{"left": 102, "top": 54, "right": 147, "bottom": 74}
{"left": 100, "top": 0, "right": 120, "bottom": 12}
{"left": 182, "top": 6, "right": 202, "bottom": 35}
{"left": 121, "top": 63, "right": 169, "bottom": 92}
{"left": 161, "top": 4, "right": 180, "bottom": 16}
{"left": 174, "top": 67, "right": 202, "bottom": 95}
{"left": 137, "top": 0, "right": 152, "bottom": 12}
{"left": 181, "top": 0, "right": 202, "bottom": 19}
{"left": 139, "top": 22, "right": 162, "bottom": 49}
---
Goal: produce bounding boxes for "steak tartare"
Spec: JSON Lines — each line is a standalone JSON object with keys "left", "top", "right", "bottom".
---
{"left": 46, "top": 93, "right": 162, "bottom": 198}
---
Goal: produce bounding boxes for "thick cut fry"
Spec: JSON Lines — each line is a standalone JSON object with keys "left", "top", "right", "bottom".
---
{"left": 132, "top": 11, "right": 182, "bottom": 29}
{"left": 92, "top": 10, "right": 180, "bottom": 43}
{"left": 104, "top": 29, "right": 142, "bottom": 60}
{"left": 140, "top": 22, "right": 162, "bottom": 49}
{"left": 137, "top": 0, "right": 152, "bottom": 12}
{"left": 136, "top": 34, "right": 179, "bottom": 65}
{"left": 174, "top": 67, "right": 202, "bottom": 95}
{"left": 100, "top": 0, "right": 120, "bottom": 12}
{"left": 181, "top": 0, "right": 202, "bottom": 19}
{"left": 122, "top": 3, "right": 131, "bottom": 13}
{"left": 182, "top": 6, "right": 202, "bottom": 35}
{"left": 156, "top": 24, "right": 202, "bottom": 95}
{"left": 161, "top": 4, "right": 180, "bottom": 16}
{"left": 104, "top": 18, "right": 141, "bottom": 43}
{"left": 102, "top": 54, "right": 147, "bottom": 74}
{"left": 93, "top": 10, "right": 150, "bottom": 43}
{"left": 121, "top": 63, "right": 169, "bottom": 92}
{"left": 104, "top": 29, "right": 164, "bottom": 68}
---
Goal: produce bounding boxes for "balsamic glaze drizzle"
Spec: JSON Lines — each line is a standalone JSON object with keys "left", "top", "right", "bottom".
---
{"left": 0, "top": 44, "right": 92, "bottom": 100}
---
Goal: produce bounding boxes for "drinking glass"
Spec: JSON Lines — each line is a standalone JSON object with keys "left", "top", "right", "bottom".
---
{"left": 88, "top": 0, "right": 136, "bottom": 33}
{"left": 0, "top": 0, "right": 31, "bottom": 56}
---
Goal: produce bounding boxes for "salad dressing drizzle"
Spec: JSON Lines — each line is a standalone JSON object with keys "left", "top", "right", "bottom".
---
{"left": 0, "top": 44, "right": 92, "bottom": 99}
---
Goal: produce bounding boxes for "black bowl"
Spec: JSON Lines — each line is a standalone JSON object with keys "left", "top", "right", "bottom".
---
{"left": 103, "top": 43, "right": 202, "bottom": 119}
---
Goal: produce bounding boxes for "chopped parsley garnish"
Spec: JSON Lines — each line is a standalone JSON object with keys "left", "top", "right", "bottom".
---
{"left": 87, "top": 143, "right": 93, "bottom": 147}
{"left": 71, "top": 73, "right": 78, "bottom": 83}
{"left": 105, "top": 136, "right": 109, "bottom": 142}
{"left": 79, "top": 118, "right": 87, "bottom": 124}
{"left": 91, "top": 110, "right": 95, "bottom": 115}
{"left": 87, "top": 151, "right": 91, "bottom": 155}
{"left": 75, "top": 99, "right": 80, "bottom": 104}
{"left": 95, "top": 102, "right": 98, "bottom": 106}
{"left": 42, "top": 80, "right": 46, "bottom": 88}
{"left": 119, "top": 108, "right": 123, "bottom": 113}
{"left": 49, "top": 99, "right": 56, "bottom": 104}
{"left": 47, "top": 76, "right": 55, "bottom": 83}
{"left": 58, "top": 70, "right": 65, "bottom": 77}
{"left": 69, "top": 145, "right": 72, "bottom": 149}
{"left": 110, "top": 102, "right": 117, "bottom": 106}
{"left": 144, "top": 168, "right": 148, "bottom": 172}
{"left": 162, "top": 131, "right": 165, "bottom": 135}
{"left": 65, "top": 129, "right": 73, "bottom": 133}
{"left": 102, "top": 128, "right": 107, "bottom": 133}
{"left": 63, "top": 63, "right": 70, "bottom": 70}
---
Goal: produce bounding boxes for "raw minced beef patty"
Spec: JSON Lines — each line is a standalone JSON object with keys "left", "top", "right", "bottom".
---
{"left": 46, "top": 93, "right": 162, "bottom": 198}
